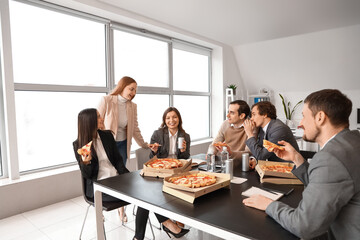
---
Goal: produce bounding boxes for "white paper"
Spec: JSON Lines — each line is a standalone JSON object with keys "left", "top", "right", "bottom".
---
{"left": 231, "top": 177, "right": 247, "bottom": 184}
{"left": 191, "top": 158, "right": 206, "bottom": 165}
{"left": 242, "top": 186, "right": 283, "bottom": 201}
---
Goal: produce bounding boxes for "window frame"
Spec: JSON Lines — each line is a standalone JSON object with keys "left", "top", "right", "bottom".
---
{"left": 1, "top": 0, "right": 212, "bottom": 177}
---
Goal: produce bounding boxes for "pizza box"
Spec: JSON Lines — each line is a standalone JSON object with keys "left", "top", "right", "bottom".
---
{"left": 140, "top": 157, "right": 192, "bottom": 178}
{"left": 255, "top": 160, "right": 297, "bottom": 179}
{"left": 162, "top": 171, "right": 230, "bottom": 203}
{"left": 259, "top": 176, "right": 303, "bottom": 185}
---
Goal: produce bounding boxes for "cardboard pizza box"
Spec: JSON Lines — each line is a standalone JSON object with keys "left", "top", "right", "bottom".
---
{"left": 259, "top": 176, "right": 303, "bottom": 185}
{"left": 162, "top": 171, "right": 230, "bottom": 203}
{"left": 255, "top": 160, "right": 297, "bottom": 179}
{"left": 141, "top": 157, "right": 192, "bottom": 178}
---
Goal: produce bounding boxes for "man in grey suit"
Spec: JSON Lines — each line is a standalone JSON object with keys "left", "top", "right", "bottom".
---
{"left": 244, "top": 101, "right": 299, "bottom": 167}
{"left": 243, "top": 89, "right": 360, "bottom": 239}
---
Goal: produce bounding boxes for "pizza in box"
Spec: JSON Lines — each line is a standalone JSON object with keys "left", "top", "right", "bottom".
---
{"left": 256, "top": 160, "right": 296, "bottom": 179}
{"left": 146, "top": 158, "right": 183, "bottom": 169}
{"left": 259, "top": 164, "right": 293, "bottom": 173}
{"left": 166, "top": 172, "right": 217, "bottom": 188}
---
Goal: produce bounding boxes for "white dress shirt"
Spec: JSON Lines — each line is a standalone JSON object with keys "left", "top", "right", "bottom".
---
{"left": 95, "top": 135, "right": 118, "bottom": 180}
{"left": 168, "top": 130, "right": 178, "bottom": 159}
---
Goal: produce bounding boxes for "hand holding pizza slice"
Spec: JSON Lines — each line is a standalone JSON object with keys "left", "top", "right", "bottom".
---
{"left": 263, "top": 139, "right": 285, "bottom": 152}
{"left": 77, "top": 141, "right": 92, "bottom": 164}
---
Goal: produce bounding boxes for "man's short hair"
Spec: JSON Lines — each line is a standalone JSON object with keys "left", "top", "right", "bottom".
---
{"left": 304, "top": 89, "right": 352, "bottom": 128}
{"left": 230, "top": 100, "right": 250, "bottom": 118}
{"left": 252, "top": 101, "right": 277, "bottom": 119}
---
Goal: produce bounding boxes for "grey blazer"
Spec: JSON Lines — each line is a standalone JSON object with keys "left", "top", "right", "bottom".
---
{"left": 246, "top": 119, "right": 299, "bottom": 162}
{"left": 149, "top": 128, "right": 191, "bottom": 159}
{"left": 266, "top": 129, "right": 360, "bottom": 239}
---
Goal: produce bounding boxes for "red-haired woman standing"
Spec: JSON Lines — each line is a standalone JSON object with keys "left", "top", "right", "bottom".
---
{"left": 98, "top": 76, "right": 148, "bottom": 222}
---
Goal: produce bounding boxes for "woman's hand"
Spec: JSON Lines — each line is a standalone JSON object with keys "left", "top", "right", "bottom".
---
{"left": 148, "top": 143, "right": 160, "bottom": 153}
{"left": 81, "top": 154, "right": 92, "bottom": 165}
{"left": 180, "top": 140, "right": 187, "bottom": 152}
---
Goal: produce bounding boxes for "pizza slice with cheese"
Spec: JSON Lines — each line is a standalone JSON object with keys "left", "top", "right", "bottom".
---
{"left": 77, "top": 141, "right": 92, "bottom": 156}
{"left": 213, "top": 142, "right": 227, "bottom": 147}
{"left": 263, "top": 139, "right": 284, "bottom": 152}
{"left": 168, "top": 173, "right": 216, "bottom": 188}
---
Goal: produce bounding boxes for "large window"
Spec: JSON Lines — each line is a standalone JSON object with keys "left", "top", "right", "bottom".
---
{"left": 113, "top": 26, "right": 211, "bottom": 148}
{"left": 9, "top": 0, "right": 108, "bottom": 172}
{"left": 1, "top": 0, "right": 211, "bottom": 175}
{"left": 0, "top": 140, "right": 2, "bottom": 176}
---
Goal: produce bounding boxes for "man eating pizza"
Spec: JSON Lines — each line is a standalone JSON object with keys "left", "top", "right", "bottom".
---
{"left": 243, "top": 89, "right": 360, "bottom": 239}
{"left": 244, "top": 101, "right": 300, "bottom": 168}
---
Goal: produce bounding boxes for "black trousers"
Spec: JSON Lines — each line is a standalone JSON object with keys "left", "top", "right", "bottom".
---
{"left": 134, "top": 207, "right": 168, "bottom": 240}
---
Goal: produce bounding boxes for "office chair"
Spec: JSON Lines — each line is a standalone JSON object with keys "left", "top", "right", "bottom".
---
{"left": 79, "top": 176, "right": 129, "bottom": 240}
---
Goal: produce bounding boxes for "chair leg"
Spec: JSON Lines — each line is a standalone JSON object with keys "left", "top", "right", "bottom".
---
{"left": 132, "top": 205, "right": 137, "bottom": 216}
{"left": 148, "top": 217, "right": 155, "bottom": 240}
{"left": 103, "top": 221, "right": 106, "bottom": 240}
{"left": 150, "top": 213, "right": 161, "bottom": 230}
{"left": 79, "top": 204, "right": 91, "bottom": 240}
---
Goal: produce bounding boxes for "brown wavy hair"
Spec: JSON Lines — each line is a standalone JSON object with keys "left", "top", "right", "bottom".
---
{"left": 160, "top": 107, "right": 185, "bottom": 134}
{"left": 111, "top": 76, "right": 137, "bottom": 100}
{"left": 252, "top": 101, "right": 277, "bottom": 119}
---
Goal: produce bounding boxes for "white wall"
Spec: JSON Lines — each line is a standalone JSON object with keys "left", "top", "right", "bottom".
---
{"left": 234, "top": 24, "right": 360, "bottom": 130}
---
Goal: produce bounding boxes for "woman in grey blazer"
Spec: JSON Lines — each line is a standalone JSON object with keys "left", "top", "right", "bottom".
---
{"left": 148, "top": 107, "right": 191, "bottom": 159}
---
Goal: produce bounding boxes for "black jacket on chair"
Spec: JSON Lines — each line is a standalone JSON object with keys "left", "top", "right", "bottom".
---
{"left": 73, "top": 130, "right": 129, "bottom": 198}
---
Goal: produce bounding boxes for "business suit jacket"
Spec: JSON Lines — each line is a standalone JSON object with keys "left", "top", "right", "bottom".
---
{"left": 266, "top": 129, "right": 360, "bottom": 239}
{"left": 98, "top": 95, "right": 148, "bottom": 160}
{"left": 149, "top": 128, "right": 191, "bottom": 159}
{"left": 73, "top": 130, "right": 129, "bottom": 198}
{"left": 246, "top": 119, "right": 299, "bottom": 162}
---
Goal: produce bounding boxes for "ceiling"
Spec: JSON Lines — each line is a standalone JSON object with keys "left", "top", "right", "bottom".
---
{"left": 97, "top": 0, "right": 360, "bottom": 46}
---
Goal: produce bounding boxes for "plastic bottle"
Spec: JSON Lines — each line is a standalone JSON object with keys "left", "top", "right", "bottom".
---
{"left": 220, "top": 146, "right": 229, "bottom": 173}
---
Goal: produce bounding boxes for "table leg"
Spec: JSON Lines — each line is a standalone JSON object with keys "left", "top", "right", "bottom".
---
{"left": 94, "top": 190, "right": 105, "bottom": 240}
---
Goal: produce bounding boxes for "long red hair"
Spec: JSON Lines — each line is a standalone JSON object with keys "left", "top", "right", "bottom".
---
{"left": 111, "top": 76, "right": 137, "bottom": 99}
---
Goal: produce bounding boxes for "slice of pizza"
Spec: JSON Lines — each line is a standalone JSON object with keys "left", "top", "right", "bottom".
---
{"left": 263, "top": 139, "right": 284, "bottom": 152}
{"left": 77, "top": 141, "right": 92, "bottom": 156}
{"left": 213, "top": 142, "right": 227, "bottom": 147}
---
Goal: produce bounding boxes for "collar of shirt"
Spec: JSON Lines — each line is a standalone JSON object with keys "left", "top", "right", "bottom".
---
{"left": 117, "top": 95, "right": 127, "bottom": 103}
{"left": 231, "top": 123, "right": 244, "bottom": 129}
{"left": 320, "top": 133, "right": 338, "bottom": 150}
{"left": 262, "top": 121, "right": 270, "bottom": 135}
{"left": 168, "top": 129, "right": 178, "bottom": 137}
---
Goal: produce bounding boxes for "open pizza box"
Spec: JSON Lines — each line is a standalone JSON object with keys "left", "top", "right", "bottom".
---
{"left": 162, "top": 171, "right": 231, "bottom": 203}
{"left": 255, "top": 160, "right": 303, "bottom": 185}
{"left": 140, "top": 157, "right": 192, "bottom": 178}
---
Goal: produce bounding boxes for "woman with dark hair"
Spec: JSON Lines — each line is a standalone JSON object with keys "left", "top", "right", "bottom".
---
{"left": 73, "top": 108, "right": 129, "bottom": 220}
{"left": 133, "top": 107, "right": 191, "bottom": 240}
{"left": 149, "top": 107, "right": 191, "bottom": 159}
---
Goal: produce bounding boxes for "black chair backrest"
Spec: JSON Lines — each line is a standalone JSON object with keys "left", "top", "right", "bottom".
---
{"left": 80, "top": 175, "right": 129, "bottom": 211}
{"left": 81, "top": 176, "right": 95, "bottom": 206}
